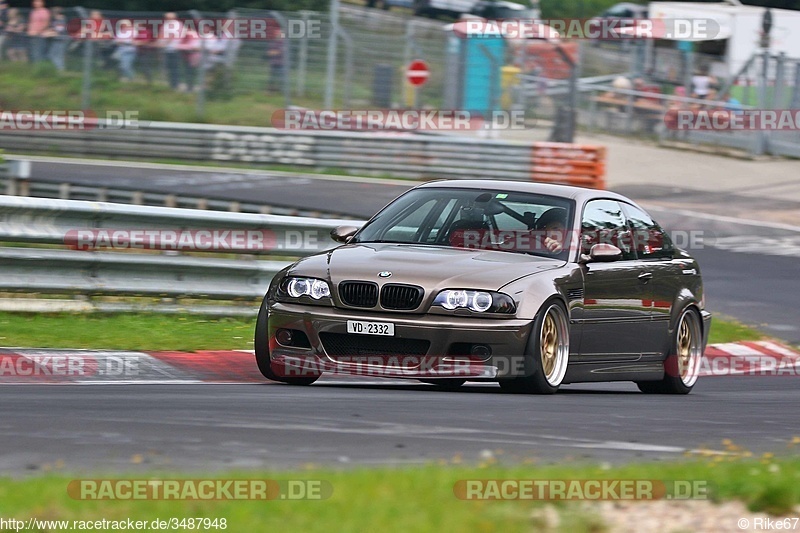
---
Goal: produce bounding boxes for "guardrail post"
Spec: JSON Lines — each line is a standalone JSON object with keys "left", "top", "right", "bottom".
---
{"left": 7, "top": 160, "right": 31, "bottom": 196}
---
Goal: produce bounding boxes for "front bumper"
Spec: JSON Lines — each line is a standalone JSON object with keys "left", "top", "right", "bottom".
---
{"left": 266, "top": 302, "right": 534, "bottom": 379}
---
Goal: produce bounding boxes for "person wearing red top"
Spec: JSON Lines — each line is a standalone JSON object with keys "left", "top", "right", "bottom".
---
{"left": 26, "top": 0, "right": 50, "bottom": 62}
{"left": 178, "top": 26, "right": 201, "bottom": 92}
{"left": 158, "top": 12, "right": 183, "bottom": 90}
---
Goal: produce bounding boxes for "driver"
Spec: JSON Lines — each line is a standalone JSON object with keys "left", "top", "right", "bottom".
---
{"left": 535, "top": 208, "right": 567, "bottom": 254}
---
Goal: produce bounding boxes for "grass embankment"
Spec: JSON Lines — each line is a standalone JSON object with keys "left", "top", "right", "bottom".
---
{"left": 1, "top": 457, "right": 799, "bottom": 532}
{"left": 0, "top": 62, "right": 306, "bottom": 127}
{"left": 0, "top": 312, "right": 768, "bottom": 351}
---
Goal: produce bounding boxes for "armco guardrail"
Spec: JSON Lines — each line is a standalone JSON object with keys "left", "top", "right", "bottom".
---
{"left": 0, "top": 194, "right": 355, "bottom": 255}
{"left": 0, "top": 122, "right": 607, "bottom": 188}
{"left": 0, "top": 195, "right": 365, "bottom": 312}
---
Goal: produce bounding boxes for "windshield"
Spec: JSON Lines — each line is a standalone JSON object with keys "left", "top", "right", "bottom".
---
{"left": 353, "top": 187, "right": 574, "bottom": 259}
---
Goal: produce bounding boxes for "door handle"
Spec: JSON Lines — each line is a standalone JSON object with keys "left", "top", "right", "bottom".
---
{"left": 638, "top": 272, "right": 653, "bottom": 282}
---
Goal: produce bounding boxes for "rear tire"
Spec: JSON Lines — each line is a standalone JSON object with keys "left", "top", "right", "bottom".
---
{"left": 636, "top": 307, "right": 702, "bottom": 394}
{"left": 254, "top": 297, "right": 319, "bottom": 385}
{"left": 499, "top": 301, "right": 570, "bottom": 395}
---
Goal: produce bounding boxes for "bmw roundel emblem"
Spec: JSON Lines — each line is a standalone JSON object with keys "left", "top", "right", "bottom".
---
{"left": 378, "top": 271, "right": 392, "bottom": 278}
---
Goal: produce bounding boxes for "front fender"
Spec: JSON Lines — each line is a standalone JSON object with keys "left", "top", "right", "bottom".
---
{"left": 499, "top": 264, "right": 582, "bottom": 320}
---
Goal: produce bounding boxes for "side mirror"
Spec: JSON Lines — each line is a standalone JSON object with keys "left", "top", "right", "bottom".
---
{"left": 330, "top": 225, "right": 360, "bottom": 244}
{"left": 580, "top": 243, "right": 623, "bottom": 263}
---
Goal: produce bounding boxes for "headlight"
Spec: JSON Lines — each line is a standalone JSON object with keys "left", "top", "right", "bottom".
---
{"left": 432, "top": 290, "right": 516, "bottom": 314}
{"left": 282, "top": 277, "right": 331, "bottom": 300}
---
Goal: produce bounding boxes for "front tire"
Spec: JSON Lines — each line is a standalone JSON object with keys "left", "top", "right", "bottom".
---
{"left": 636, "top": 307, "right": 702, "bottom": 394}
{"left": 254, "top": 297, "right": 319, "bottom": 385}
{"left": 499, "top": 301, "right": 570, "bottom": 394}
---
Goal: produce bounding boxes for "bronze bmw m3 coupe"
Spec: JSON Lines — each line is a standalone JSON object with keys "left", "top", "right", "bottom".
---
{"left": 254, "top": 180, "right": 711, "bottom": 394}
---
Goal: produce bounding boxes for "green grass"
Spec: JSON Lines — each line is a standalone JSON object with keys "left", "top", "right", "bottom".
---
{"left": 0, "top": 312, "right": 767, "bottom": 351}
{"left": 0, "top": 62, "right": 319, "bottom": 128}
{"left": 708, "top": 317, "right": 766, "bottom": 344}
{"left": 1, "top": 457, "right": 799, "bottom": 532}
{"left": 0, "top": 312, "right": 256, "bottom": 351}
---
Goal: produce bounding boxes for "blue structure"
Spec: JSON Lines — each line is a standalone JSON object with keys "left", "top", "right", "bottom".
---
{"left": 444, "top": 29, "right": 506, "bottom": 116}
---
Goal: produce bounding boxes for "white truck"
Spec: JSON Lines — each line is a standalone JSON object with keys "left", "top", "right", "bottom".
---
{"left": 648, "top": 1, "right": 800, "bottom": 78}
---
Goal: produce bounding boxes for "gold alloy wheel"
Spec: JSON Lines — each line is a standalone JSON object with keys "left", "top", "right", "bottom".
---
{"left": 676, "top": 310, "right": 701, "bottom": 388}
{"left": 678, "top": 317, "right": 692, "bottom": 380}
{"left": 541, "top": 311, "right": 558, "bottom": 379}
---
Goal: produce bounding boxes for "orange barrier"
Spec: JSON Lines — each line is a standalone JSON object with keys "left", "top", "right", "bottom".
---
{"left": 530, "top": 142, "right": 606, "bottom": 189}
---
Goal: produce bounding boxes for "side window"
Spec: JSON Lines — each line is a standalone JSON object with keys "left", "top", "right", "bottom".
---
{"left": 581, "top": 199, "right": 635, "bottom": 260}
{"left": 621, "top": 203, "right": 674, "bottom": 260}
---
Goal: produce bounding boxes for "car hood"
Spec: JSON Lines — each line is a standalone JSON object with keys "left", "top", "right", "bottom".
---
{"left": 288, "top": 242, "right": 564, "bottom": 291}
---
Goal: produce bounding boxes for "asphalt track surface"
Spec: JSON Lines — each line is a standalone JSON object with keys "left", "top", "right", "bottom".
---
{"left": 2, "top": 158, "right": 798, "bottom": 472}
{"left": 24, "top": 159, "right": 411, "bottom": 218}
{"left": 0, "top": 377, "right": 797, "bottom": 473}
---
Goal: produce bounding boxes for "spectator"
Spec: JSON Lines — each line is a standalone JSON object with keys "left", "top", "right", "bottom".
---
{"left": 112, "top": 18, "right": 137, "bottom": 81}
{"left": 81, "top": 10, "right": 114, "bottom": 69}
{"left": 722, "top": 92, "right": 743, "bottom": 113}
{"left": 178, "top": 26, "right": 201, "bottom": 92}
{"left": 45, "top": 6, "right": 68, "bottom": 72}
{"left": 265, "top": 25, "right": 285, "bottom": 94}
{"left": 158, "top": 12, "right": 183, "bottom": 90}
{"left": 199, "top": 26, "right": 225, "bottom": 70}
{"left": 26, "top": 0, "right": 50, "bottom": 63}
{"left": 691, "top": 69, "right": 716, "bottom": 100}
{"left": 0, "top": 0, "right": 8, "bottom": 60}
{"left": 5, "top": 8, "right": 26, "bottom": 62}
{"left": 133, "top": 21, "right": 157, "bottom": 84}
{"left": 610, "top": 75, "right": 632, "bottom": 96}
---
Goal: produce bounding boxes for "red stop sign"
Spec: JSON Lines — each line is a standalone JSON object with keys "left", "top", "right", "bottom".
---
{"left": 406, "top": 59, "right": 430, "bottom": 87}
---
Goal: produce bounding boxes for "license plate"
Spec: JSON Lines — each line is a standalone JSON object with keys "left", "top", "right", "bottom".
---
{"left": 347, "top": 320, "right": 395, "bottom": 336}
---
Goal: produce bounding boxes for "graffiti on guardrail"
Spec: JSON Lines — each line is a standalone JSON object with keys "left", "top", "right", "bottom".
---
{"left": 211, "top": 132, "right": 315, "bottom": 165}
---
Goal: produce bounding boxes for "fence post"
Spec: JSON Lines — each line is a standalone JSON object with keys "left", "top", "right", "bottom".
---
{"left": 683, "top": 48, "right": 694, "bottom": 96}
{"left": 297, "top": 10, "right": 311, "bottom": 98}
{"left": 755, "top": 49, "right": 769, "bottom": 155}
{"left": 772, "top": 52, "right": 785, "bottom": 109}
{"left": 791, "top": 61, "right": 800, "bottom": 109}
{"left": 268, "top": 10, "right": 292, "bottom": 108}
{"left": 338, "top": 28, "right": 353, "bottom": 109}
{"left": 324, "top": 0, "right": 340, "bottom": 108}
{"left": 75, "top": 7, "right": 93, "bottom": 110}
{"left": 190, "top": 10, "right": 207, "bottom": 119}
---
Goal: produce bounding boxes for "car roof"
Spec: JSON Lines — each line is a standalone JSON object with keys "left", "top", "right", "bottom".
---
{"left": 415, "top": 180, "right": 632, "bottom": 205}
